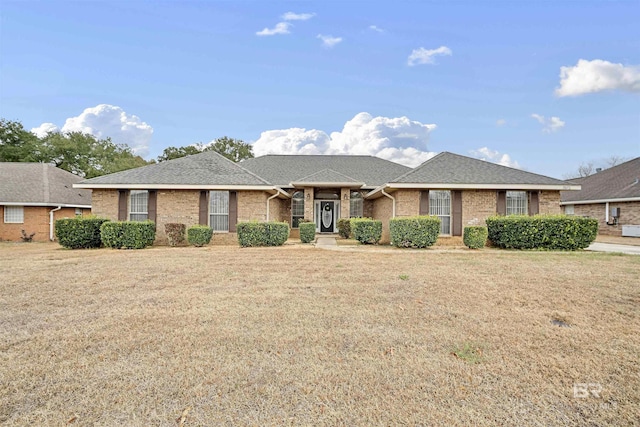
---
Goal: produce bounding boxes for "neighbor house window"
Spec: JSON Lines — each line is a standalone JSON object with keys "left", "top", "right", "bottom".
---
{"left": 291, "top": 191, "right": 304, "bottom": 228}
{"left": 564, "top": 205, "right": 575, "bottom": 215}
{"left": 209, "top": 191, "right": 229, "bottom": 232}
{"left": 506, "top": 191, "right": 528, "bottom": 215}
{"left": 129, "top": 190, "right": 148, "bottom": 221}
{"left": 350, "top": 191, "right": 363, "bottom": 218}
{"left": 75, "top": 208, "right": 82, "bottom": 217}
{"left": 4, "top": 206, "right": 24, "bottom": 223}
{"left": 429, "top": 190, "right": 451, "bottom": 235}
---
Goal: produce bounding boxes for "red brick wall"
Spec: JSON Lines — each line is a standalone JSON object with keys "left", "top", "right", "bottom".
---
{"left": 0, "top": 206, "right": 89, "bottom": 242}
{"left": 566, "top": 201, "right": 640, "bottom": 236}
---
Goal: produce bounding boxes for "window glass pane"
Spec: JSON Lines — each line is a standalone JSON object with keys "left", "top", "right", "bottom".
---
{"left": 350, "top": 191, "right": 363, "bottom": 218}
{"left": 429, "top": 190, "right": 451, "bottom": 235}
{"left": 129, "top": 190, "right": 148, "bottom": 221}
{"left": 506, "top": 191, "right": 528, "bottom": 215}
{"left": 565, "top": 205, "right": 575, "bottom": 215}
{"left": 291, "top": 191, "right": 304, "bottom": 228}
{"left": 209, "top": 191, "right": 229, "bottom": 231}
{"left": 4, "top": 206, "right": 24, "bottom": 223}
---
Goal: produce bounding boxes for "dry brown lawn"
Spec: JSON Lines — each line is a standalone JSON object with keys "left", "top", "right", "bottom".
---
{"left": 0, "top": 242, "right": 638, "bottom": 426}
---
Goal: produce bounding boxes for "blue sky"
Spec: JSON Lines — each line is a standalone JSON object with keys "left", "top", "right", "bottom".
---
{"left": 1, "top": 0, "right": 638, "bottom": 178}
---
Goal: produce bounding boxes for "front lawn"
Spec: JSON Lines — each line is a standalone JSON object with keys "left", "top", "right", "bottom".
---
{"left": 0, "top": 243, "right": 637, "bottom": 425}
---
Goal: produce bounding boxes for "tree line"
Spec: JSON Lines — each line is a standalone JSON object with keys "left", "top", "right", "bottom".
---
{"left": 0, "top": 118, "right": 254, "bottom": 178}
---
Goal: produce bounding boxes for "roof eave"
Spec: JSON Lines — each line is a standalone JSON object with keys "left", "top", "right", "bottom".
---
{"left": 560, "top": 196, "right": 640, "bottom": 205}
{"left": 289, "top": 181, "right": 366, "bottom": 188}
{"left": 0, "top": 202, "right": 92, "bottom": 208}
{"left": 73, "top": 183, "right": 277, "bottom": 191}
{"left": 387, "top": 183, "right": 581, "bottom": 191}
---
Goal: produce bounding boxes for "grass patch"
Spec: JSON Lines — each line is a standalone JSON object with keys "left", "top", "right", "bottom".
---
{"left": 0, "top": 243, "right": 638, "bottom": 425}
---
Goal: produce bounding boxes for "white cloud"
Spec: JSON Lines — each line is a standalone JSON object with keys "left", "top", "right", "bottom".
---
{"left": 369, "top": 25, "right": 384, "bottom": 33}
{"left": 31, "top": 122, "right": 59, "bottom": 137}
{"left": 555, "top": 59, "right": 640, "bottom": 97}
{"left": 33, "top": 104, "right": 153, "bottom": 156}
{"left": 252, "top": 112, "right": 437, "bottom": 167}
{"left": 531, "top": 113, "right": 565, "bottom": 133}
{"left": 282, "top": 12, "right": 315, "bottom": 21}
{"left": 256, "top": 22, "right": 291, "bottom": 36}
{"left": 496, "top": 119, "right": 506, "bottom": 127}
{"left": 317, "top": 34, "right": 343, "bottom": 48}
{"left": 407, "top": 46, "right": 452, "bottom": 66}
{"left": 469, "top": 147, "right": 521, "bottom": 169}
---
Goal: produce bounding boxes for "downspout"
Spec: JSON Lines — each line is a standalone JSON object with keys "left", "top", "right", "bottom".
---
{"left": 381, "top": 189, "right": 396, "bottom": 218}
{"left": 49, "top": 206, "right": 62, "bottom": 241}
{"left": 605, "top": 201, "right": 609, "bottom": 224}
{"left": 266, "top": 189, "right": 284, "bottom": 221}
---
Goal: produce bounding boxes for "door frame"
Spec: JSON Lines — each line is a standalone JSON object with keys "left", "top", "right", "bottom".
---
{"left": 314, "top": 200, "right": 340, "bottom": 233}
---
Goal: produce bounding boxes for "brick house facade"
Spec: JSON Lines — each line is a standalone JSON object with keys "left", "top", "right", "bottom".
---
{"left": 76, "top": 151, "right": 577, "bottom": 245}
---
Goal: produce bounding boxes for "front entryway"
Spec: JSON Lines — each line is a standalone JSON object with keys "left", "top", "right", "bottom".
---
{"left": 315, "top": 200, "right": 340, "bottom": 233}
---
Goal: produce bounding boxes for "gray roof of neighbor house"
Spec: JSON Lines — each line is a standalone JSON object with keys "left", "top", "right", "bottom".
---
{"left": 390, "top": 152, "right": 572, "bottom": 186}
{"left": 76, "top": 151, "right": 273, "bottom": 188}
{"left": 561, "top": 157, "right": 640, "bottom": 203}
{"left": 0, "top": 162, "right": 92, "bottom": 207}
{"left": 241, "top": 155, "right": 411, "bottom": 187}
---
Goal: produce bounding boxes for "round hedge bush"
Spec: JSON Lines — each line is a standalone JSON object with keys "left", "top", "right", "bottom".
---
{"left": 463, "top": 226, "right": 488, "bottom": 249}
{"left": 187, "top": 225, "right": 213, "bottom": 247}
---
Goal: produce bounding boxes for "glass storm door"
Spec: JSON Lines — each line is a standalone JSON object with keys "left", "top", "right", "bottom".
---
{"left": 320, "top": 201, "right": 334, "bottom": 232}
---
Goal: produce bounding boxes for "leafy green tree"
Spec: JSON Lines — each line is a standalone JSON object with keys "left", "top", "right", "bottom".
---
{"left": 157, "top": 145, "right": 202, "bottom": 162}
{"left": 207, "top": 136, "right": 254, "bottom": 162}
{"left": 0, "top": 119, "right": 44, "bottom": 162}
{"left": 157, "top": 137, "right": 254, "bottom": 163}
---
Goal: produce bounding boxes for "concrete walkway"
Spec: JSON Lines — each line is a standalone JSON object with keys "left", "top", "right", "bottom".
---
{"left": 586, "top": 242, "right": 640, "bottom": 255}
{"left": 315, "top": 236, "right": 337, "bottom": 247}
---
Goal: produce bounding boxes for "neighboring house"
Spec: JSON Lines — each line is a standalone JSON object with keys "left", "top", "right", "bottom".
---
{"left": 75, "top": 151, "right": 579, "bottom": 244}
{"left": 0, "top": 163, "right": 92, "bottom": 242}
{"left": 561, "top": 157, "right": 640, "bottom": 237}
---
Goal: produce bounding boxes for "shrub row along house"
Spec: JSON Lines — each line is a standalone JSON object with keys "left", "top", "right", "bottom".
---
{"left": 561, "top": 157, "right": 640, "bottom": 237}
{"left": 0, "top": 163, "right": 92, "bottom": 242}
{"left": 74, "top": 151, "right": 579, "bottom": 244}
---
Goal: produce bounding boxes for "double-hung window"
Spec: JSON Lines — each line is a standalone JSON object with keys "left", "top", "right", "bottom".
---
{"left": 291, "top": 191, "right": 304, "bottom": 228}
{"left": 209, "top": 191, "right": 229, "bottom": 232}
{"left": 506, "top": 191, "right": 528, "bottom": 215}
{"left": 129, "top": 190, "right": 148, "bottom": 221}
{"left": 429, "top": 190, "right": 451, "bottom": 235}
{"left": 349, "top": 191, "right": 363, "bottom": 218}
{"left": 4, "top": 206, "right": 24, "bottom": 223}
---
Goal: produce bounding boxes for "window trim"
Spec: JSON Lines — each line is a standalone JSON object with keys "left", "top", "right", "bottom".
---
{"left": 4, "top": 205, "right": 24, "bottom": 224}
{"left": 291, "top": 191, "right": 305, "bottom": 228}
{"left": 129, "top": 190, "right": 149, "bottom": 221}
{"left": 506, "top": 191, "right": 528, "bottom": 216}
{"left": 429, "top": 190, "right": 452, "bottom": 236}
{"left": 209, "top": 190, "right": 230, "bottom": 232}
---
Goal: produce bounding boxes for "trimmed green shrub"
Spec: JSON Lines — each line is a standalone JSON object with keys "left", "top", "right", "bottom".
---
{"left": 389, "top": 216, "right": 440, "bottom": 248}
{"left": 100, "top": 221, "right": 156, "bottom": 249}
{"left": 187, "top": 225, "right": 213, "bottom": 247}
{"left": 165, "top": 223, "right": 186, "bottom": 247}
{"left": 237, "top": 221, "right": 290, "bottom": 247}
{"left": 463, "top": 226, "right": 488, "bottom": 249}
{"left": 299, "top": 222, "right": 316, "bottom": 243}
{"left": 486, "top": 215, "right": 598, "bottom": 250}
{"left": 337, "top": 218, "right": 351, "bottom": 238}
{"left": 55, "top": 216, "right": 110, "bottom": 249}
{"left": 351, "top": 218, "right": 382, "bottom": 245}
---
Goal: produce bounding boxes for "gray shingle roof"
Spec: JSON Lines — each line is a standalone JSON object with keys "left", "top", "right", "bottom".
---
{"left": 561, "top": 157, "right": 640, "bottom": 203}
{"left": 391, "top": 152, "right": 571, "bottom": 186}
{"left": 294, "top": 169, "right": 362, "bottom": 184}
{"left": 241, "top": 155, "right": 411, "bottom": 188}
{"left": 0, "top": 162, "right": 92, "bottom": 206}
{"left": 78, "top": 151, "right": 271, "bottom": 186}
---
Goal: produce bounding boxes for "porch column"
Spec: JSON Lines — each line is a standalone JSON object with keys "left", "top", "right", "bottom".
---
{"left": 304, "top": 187, "right": 314, "bottom": 222}
{"left": 340, "top": 188, "right": 350, "bottom": 219}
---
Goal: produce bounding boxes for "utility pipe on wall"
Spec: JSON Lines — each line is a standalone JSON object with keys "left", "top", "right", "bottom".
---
{"left": 605, "top": 201, "right": 609, "bottom": 224}
{"left": 49, "top": 206, "right": 62, "bottom": 241}
{"left": 381, "top": 189, "right": 396, "bottom": 218}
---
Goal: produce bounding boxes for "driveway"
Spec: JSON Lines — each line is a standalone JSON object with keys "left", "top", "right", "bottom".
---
{"left": 586, "top": 242, "right": 640, "bottom": 255}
